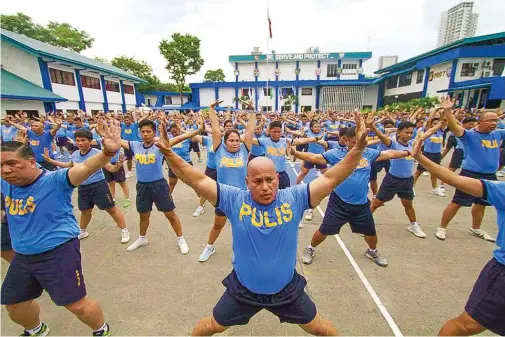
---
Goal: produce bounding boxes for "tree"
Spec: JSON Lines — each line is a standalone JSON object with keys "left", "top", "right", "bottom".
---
{"left": 1, "top": 13, "right": 94, "bottom": 53}
{"left": 159, "top": 33, "right": 204, "bottom": 105}
{"left": 204, "top": 69, "right": 225, "bottom": 82}
{"left": 111, "top": 56, "right": 155, "bottom": 82}
{"left": 94, "top": 56, "right": 109, "bottom": 63}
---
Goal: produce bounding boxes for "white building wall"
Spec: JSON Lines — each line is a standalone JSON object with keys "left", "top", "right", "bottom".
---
{"left": 1, "top": 42, "right": 43, "bottom": 87}
{"left": 319, "top": 59, "right": 339, "bottom": 80}
{"left": 123, "top": 81, "right": 136, "bottom": 105}
{"left": 298, "top": 87, "right": 315, "bottom": 108}
{"left": 86, "top": 102, "right": 104, "bottom": 112}
{"left": 363, "top": 85, "right": 379, "bottom": 110}
{"left": 108, "top": 103, "right": 122, "bottom": 111}
{"left": 453, "top": 58, "right": 492, "bottom": 82}
{"left": 426, "top": 62, "right": 452, "bottom": 97}
{"left": 238, "top": 63, "right": 255, "bottom": 81}
{"left": 55, "top": 100, "right": 79, "bottom": 112}
{"left": 82, "top": 87, "right": 103, "bottom": 104}
{"left": 199, "top": 88, "right": 216, "bottom": 107}
{"left": 144, "top": 95, "right": 157, "bottom": 106}
{"left": 104, "top": 77, "right": 122, "bottom": 105}
{"left": 1, "top": 100, "right": 45, "bottom": 116}
{"left": 257, "top": 63, "right": 275, "bottom": 82}
{"left": 49, "top": 64, "right": 80, "bottom": 101}
{"left": 384, "top": 70, "right": 424, "bottom": 96}
{"left": 277, "top": 62, "right": 296, "bottom": 81}
{"left": 298, "top": 62, "right": 317, "bottom": 80}
{"left": 218, "top": 88, "right": 235, "bottom": 107}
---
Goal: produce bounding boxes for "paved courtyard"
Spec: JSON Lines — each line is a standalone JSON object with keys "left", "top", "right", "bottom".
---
{"left": 1, "top": 150, "right": 501, "bottom": 336}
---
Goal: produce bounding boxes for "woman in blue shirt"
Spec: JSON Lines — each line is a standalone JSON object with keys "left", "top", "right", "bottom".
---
{"left": 199, "top": 100, "right": 254, "bottom": 262}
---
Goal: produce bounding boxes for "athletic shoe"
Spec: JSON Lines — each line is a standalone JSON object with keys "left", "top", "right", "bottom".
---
{"left": 497, "top": 171, "right": 504, "bottom": 177}
{"left": 120, "top": 229, "right": 130, "bottom": 244}
{"left": 92, "top": 323, "right": 111, "bottom": 336}
{"left": 430, "top": 187, "right": 446, "bottom": 197}
{"left": 435, "top": 227, "right": 447, "bottom": 240}
{"left": 199, "top": 245, "right": 215, "bottom": 262}
{"left": 439, "top": 185, "right": 445, "bottom": 190}
{"left": 469, "top": 228, "right": 496, "bottom": 242}
{"left": 408, "top": 224, "right": 426, "bottom": 238}
{"left": 422, "top": 171, "right": 429, "bottom": 176}
{"left": 365, "top": 248, "right": 388, "bottom": 267}
{"left": 127, "top": 237, "right": 148, "bottom": 252}
{"left": 177, "top": 237, "right": 189, "bottom": 255}
{"left": 305, "top": 209, "right": 313, "bottom": 221}
{"left": 78, "top": 231, "right": 89, "bottom": 240}
{"left": 198, "top": 158, "right": 203, "bottom": 163}
{"left": 125, "top": 171, "right": 133, "bottom": 179}
{"left": 193, "top": 206, "right": 205, "bottom": 217}
{"left": 302, "top": 247, "right": 315, "bottom": 264}
{"left": 123, "top": 199, "right": 131, "bottom": 208}
{"left": 20, "top": 323, "right": 50, "bottom": 336}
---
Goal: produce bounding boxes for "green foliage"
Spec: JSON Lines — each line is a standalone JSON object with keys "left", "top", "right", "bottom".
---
{"left": 1, "top": 13, "right": 94, "bottom": 52}
{"left": 382, "top": 97, "right": 439, "bottom": 112}
{"left": 159, "top": 33, "right": 204, "bottom": 104}
{"left": 111, "top": 56, "right": 154, "bottom": 82}
{"left": 283, "top": 94, "right": 299, "bottom": 106}
{"left": 204, "top": 69, "right": 226, "bottom": 82}
{"left": 93, "top": 56, "right": 109, "bottom": 63}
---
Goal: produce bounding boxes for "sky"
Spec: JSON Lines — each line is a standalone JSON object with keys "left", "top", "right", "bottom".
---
{"left": 2, "top": 0, "right": 504, "bottom": 84}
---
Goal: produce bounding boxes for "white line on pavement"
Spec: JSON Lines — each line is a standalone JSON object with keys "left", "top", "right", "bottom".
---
{"left": 287, "top": 161, "right": 404, "bottom": 337}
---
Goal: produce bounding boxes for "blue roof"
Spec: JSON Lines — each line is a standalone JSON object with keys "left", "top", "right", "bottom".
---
{"left": 1, "top": 69, "right": 67, "bottom": 102}
{"left": 438, "top": 83, "right": 491, "bottom": 93}
{"left": 1, "top": 29, "right": 147, "bottom": 83}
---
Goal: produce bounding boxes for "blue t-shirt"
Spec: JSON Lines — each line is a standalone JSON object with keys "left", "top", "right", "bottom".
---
{"left": 202, "top": 136, "right": 216, "bottom": 169}
{"left": 367, "top": 126, "right": 385, "bottom": 150}
{"left": 71, "top": 148, "right": 106, "bottom": 185}
{"left": 67, "top": 125, "right": 90, "bottom": 141}
{"left": 1, "top": 125, "right": 18, "bottom": 141}
{"left": 306, "top": 131, "right": 324, "bottom": 154}
{"left": 121, "top": 122, "right": 139, "bottom": 141}
{"left": 96, "top": 138, "right": 120, "bottom": 163}
{"left": 423, "top": 129, "right": 444, "bottom": 154}
{"left": 128, "top": 141, "right": 165, "bottom": 182}
{"left": 251, "top": 133, "right": 266, "bottom": 156}
{"left": 482, "top": 180, "right": 505, "bottom": 265}
{"left": 324, "top": 121, "right": 340, "bottom": 133}
{"left": 27, "top": 130, "right": 54, "bottom": 162}
{"left": 170, "top": 137, "right": 191, "bottom": 163}
{"left": 322, "top": 147, "right": 380, "bottom": 204}
{"left": 215, "top": 143, "right": 249, "bottom": 189}
{"left": 56, "top": 123, "right": 67, "bottom": 138}
{"left": 258, "top": 138, "right": 288, "bottom": 173}
{"left": 217, "top": 183, "right": 310, "bottom": 294}
{"left": 1, "top": 169, "right": 79, "bottom": 254}
{"left": 459, "top": 129, "right": 505, "bottom": 174}
{"left": 328, "top": 141, "right": 346, "bottom": 150}
{"left": 387, "top": 138, "right": 414, "bottom": 178}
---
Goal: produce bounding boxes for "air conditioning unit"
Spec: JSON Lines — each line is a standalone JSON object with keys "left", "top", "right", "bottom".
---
{"left": 483, "top": 71, "right": 491, "bottom": 77}
{"left": 483, "top": 61, "right": 492, "bottom": 69}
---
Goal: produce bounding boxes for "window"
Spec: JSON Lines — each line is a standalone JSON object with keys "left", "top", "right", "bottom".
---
{"left": 91, "top": 110, "right": 101, "bottom": 115}
{"left": 342, "top": 63, "right": 357, "bottom": 70}
{"left": 49, "top": 68, "right": 75, "bottom": 86}
{"left": 282, "top": 87, "right": 294, "bottom": 96}
{"left": 301, "top": 88, "right": 313, "bottom": 96}
{"left": 327, "top": 64, "right": 339, "bottom": 77}
{"left": 164, "top": 96, "right": 173, "bottom": 105}
{"left": 261, "top": 106, "right": 272, "bottom": 112}
{"left": 386, "top": 75, "right": 398, "bottom": 89}
{"left": 6, "top": 110, "right": 40, "bottom": 118}
{"left": 80, "top": 75, "right": 101, "bottom": 90}
{"left": 398, "top": 73, "right": 412, "bottom": 87}
{"left": 301, "top": 106, "right": 312, "bottom": 112}
{"left": 105, "top": 80, "right": 120, "bottom": 92}
{"left": 241, "top": 89, "right": 252, "bottom": 98}
{"left": 281, "top": 106, "right": 291, "bottom": 112}
{"left": 416, "top": 69, "right": 424, "bottom": 84}
{"left": 493, "top": 59, "right": 505, "bottom": 76}
{"left": 66, "top": 109, "right": 78, "bottom": 114}
{"left": 123, "top": 84, "right": 134, "bottom": 95}
{"left": 460, "top": 63, "right": 476, "bottom": 77}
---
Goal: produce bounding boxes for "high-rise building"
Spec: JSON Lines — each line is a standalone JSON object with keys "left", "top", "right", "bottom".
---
{"left": 437, "top": 2, "right": 478, "bottom": 47}
{"left": 378, "top": 56, "right": 398, "bottom": 70}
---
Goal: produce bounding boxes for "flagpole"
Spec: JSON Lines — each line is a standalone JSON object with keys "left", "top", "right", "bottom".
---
{"left": 266, "top": 0, "right": 271, "bottom": 112}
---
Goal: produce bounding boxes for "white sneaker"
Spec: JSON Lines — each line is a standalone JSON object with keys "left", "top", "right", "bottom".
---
{"left": 193, "top": 206, "right": 205, "bottom": 217}
{"left": 305, "top": 209, "right": 313, "bottom": 221}
{"left": 422, "top": 172, "right": 429, "bottom": 176}
{"left": 469, "top": 228, "right": 496, "bottom": 242}
{"left": 408, "top": 224, "right": 426, "bottom": 238}
{"left": 125, "top": 171, "right": 133, "bottom": 179}
{"left": 78, "top": 231, "right": 89, "bottom": 240}
{"left": 439, "top": 185, "right": 445, "bottom": 190}
{"left": 177, "top": 237, "right": 189, "bottom": 255}
{"left": 497, "top": 171, "right": 504, "bottom": 178}
{"left": 120, "top": 229, "right": 130, "bottom": 244}
{"left": 127, "top": 237, "right": 148, "bottom": 251}
{"left": 435, "top": 227, "right": 447, "bottom": 240}
{"left": 199, "top": 245, "right": 216, "bottom": 262}
{"left": 430, "top": 187, "right": 446, "bottom": 197}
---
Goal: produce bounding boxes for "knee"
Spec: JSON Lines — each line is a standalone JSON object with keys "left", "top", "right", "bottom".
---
{"left": 65, "top": 298, "right": 93, "bottom": 317}
{"left": 203, "top": 316, "right": 227, "bottom": 334}
{"left": 5, "top": 302, "right": 28, "bottom": 314}
{"left": 139, "top": 212, "right": 151, "bottom": 221}
{"left": 165, "top": 211, "right": 178, "bottom": 222}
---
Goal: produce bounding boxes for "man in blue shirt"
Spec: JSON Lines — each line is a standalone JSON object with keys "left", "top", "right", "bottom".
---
{"left": 412, "top": 134, "right": 505, "bottom": 337}
{"left": 155, "top": 112, "right": 369, "bottom": 336}
{"left": 292, "top": 126, "right": 409, "bottom": 267}
{"left": 0, "top": 120, "right": 123, "bottom": 336}
{"left": 120, "top": 115, "right": 139, "bottom": 178}
{"left": 42, "top": 129, "right": 130, "bottom": 244}
{"left": 437, "top": 97, "right": 505, "bottom": 241}
{"left": 1, "top": 116, "right": 19, "bottom": 142}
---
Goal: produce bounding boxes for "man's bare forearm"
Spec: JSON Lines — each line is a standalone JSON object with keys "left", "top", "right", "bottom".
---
{"left": 68, "top": 152, "right": 114, "bottom": 186}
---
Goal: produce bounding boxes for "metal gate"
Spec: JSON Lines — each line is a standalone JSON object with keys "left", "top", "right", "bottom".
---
{"left": 320, "top": 86, "right": 365, "bottom": 112}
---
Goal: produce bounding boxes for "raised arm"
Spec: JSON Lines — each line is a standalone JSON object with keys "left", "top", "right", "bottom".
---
{"left": 42, "top": 148, "right": 73, "bottom": 168}
{"left": 242, "top": 105, "right": 256, "bottom": 150}
{"left": 309, "top": 113, "right": 368, "bottom": 207}
{"left": 290, "top": 147, "right": 327, "bottom": 165}
{"left": 376, "top": 149, "right": 409, "bottom": 161}
{"left": 440, "top": 96, "right": 464, "bottom": 137}
{"left": 7, "top": 117, "right": 28, "bottom": 133}
{"left": 209, "top": 100, "right": 223, "bottom": 151}
{"left": 366, "top": 113, "right": 392, "bottom": 147}
{"left": 156, "top": 122, "right": 218, "bottom": 205}
{"left": 169, "top": 115, "right": 204, "bottom": 146}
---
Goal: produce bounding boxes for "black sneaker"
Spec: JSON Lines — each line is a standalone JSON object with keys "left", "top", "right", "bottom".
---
{"left": 20, "top": 323, "right": 50, "bottom": 336}
{"left": 92, "top": 323, "right": 111, "bottom": 336}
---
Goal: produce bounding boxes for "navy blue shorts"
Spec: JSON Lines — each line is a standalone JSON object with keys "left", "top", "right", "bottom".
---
{"left": 56, "top": 137, "right": 67, "bottom": 147}
{"left": 296, "top": 144, "right": 308, "bottom": 152}
{"left": 417, "top": 151, "right": 442, "bottom": 172}
{"left": 500, "top": 148, "right": 505, "bottom": 167}
{"left": 449, "top": 149, "right": 464, "bottom": 169}
{"left": 136, "top": 178, "right": 176, "bottom": 213}
{"left": 465, "top": 258, "right": 505, "bottom": 336}
{"left": 1, "top": 222, "right": 12, "bottom": 251}
{"left": 452, "top": 170, "right": 496, "bottom": 207}
{"left": 124, "top": 148, "right": 134, "bottom": 160}
{"left": 303, "top": 161, "right": 327, "bottom": 170}
{"left": 1, "top": 238, "right": 86, "bottom": 306}
{"left": 215, "top": 207, "right": 226, "bottom": 216}
{"left": 169, "top": 161, "right": 192, "bottom": 179}
{"left": 278, "top": 171, "right": 291, "bottom": 190}
{"left": 213, "top": 269, "right": 316, "bottom": 327}
{"left": 370, "top": 159, "right": 390, "bottom": 181}
{"left": 77, "top": 180, "right": 115, "bottom": 211}
{"left": 103, "top": 166, "right": 126, "bottom": 183}
{"left": 319, "top": 192, "right": 376, "bottom": 236}
{"left": 190, "top": 140, "right": 200, "bottom": 153}
{"left": 205, "top": 167, "right": 217, "bottom": 181}
{"left": 37, "top": 161, "right": 56, "bottom": 171}
{"left": 376, "top": 172, "right": 414, "bottom": 202}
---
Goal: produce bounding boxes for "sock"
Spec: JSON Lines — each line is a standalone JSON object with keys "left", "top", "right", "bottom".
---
{"left": 140, "top": 235, "right": 146, "bottom": 240}
{"left": 121, "top": 228, "right": 128, "bottom": 232}
{"left": 177, "top": 236, "right": 184, "bottom": 240}
{"left": 26, "top": 323, "right": 42, "bottom": 334}
{"left": 373, "top": 194, "right": 377, "bottom": 199}
{"left": 93, "top": 322, "right": 108, "bottom": 333}
{"left": 411, "top": 221, "right": 418, "bottom": 226}
{"left": 206, "top": 244, "right": 214, "bottom": 249}
{"left": 369, "top": 248, "right": 377, "bottom": 253}
{"left": 308, "top": 245, "right": 315, "bottom": 250}
{"left": 80, "top": 229, "right": 87, "bottom": 233}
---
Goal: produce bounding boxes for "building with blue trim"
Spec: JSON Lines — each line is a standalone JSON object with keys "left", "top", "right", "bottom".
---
{"left": 138, "top": 91, "right": 190, "bottom": 110}
{"left": 1, "top": 29, "right": 147, "bottom": 116}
